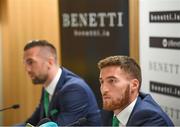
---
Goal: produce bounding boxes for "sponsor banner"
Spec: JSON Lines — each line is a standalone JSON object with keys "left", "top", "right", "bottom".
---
{"left": 140, "top": 0, "right": 180, "bottom": 125}
{"left": 150, "top": 10, "right": 180, "bottom": 23}
{"left": 59, "top": 0, "right": 129, "bottom": 106}
{"left": 150, "top": 37, "right": 180, "bottom": 50}
{"left": 150, "top": 81, "right": 180, "bottom": 98}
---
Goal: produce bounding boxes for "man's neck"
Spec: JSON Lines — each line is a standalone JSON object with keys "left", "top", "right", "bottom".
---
{"left": 44, "top": 65, "right": 59, "bottom": 88}
{"left": 114, "top": 93, "right": 138, "bottom": 115}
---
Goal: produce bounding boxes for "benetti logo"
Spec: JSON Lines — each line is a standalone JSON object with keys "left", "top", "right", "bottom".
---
{"left": 149, "top": 60, "right": 180, "bottom": 75}
{"left": 61, "top": 12, "right": 125, "bottom": 37}
{"left": 150, "top": 37, "right": 180, "bottom": 50}
{"left": 149, "top": 10, "right": 180, "bottom": 23}
{"left": 62, "top": 12, "right": 124, "bottom": 28}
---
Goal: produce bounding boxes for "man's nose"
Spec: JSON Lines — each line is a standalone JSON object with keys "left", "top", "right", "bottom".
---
{"left": 100, "top": 84, "right": 109, "bottom": 94}
{"left": 24, "top": 64, "right": 31, "bottom": 72}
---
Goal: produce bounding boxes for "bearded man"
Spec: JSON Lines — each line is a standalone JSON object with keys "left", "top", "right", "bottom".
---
{"left": 98, "top": 55, "right": 174, "bottom": 126}
{"left": 23, "top": 40, "right": 101, "bottom": 126}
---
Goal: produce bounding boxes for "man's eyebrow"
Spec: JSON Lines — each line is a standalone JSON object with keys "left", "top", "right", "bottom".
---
{"left": 106, "top": 76, "right": 117, "bottom": 79}
{"left": 99, "top": 76, "right": 117, "bottom": 80}
{"left": 24, "top": 58, "right": 33, "bottom": 63}
{"left": 26, "top": 58, "right": 32, "bottom": 62}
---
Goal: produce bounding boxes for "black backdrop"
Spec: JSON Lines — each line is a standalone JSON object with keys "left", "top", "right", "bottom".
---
{"left": 59, "top": 0, "right": 129, "bottom": 107}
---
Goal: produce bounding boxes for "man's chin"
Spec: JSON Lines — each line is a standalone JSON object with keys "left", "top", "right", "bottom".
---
{"left": 103, "top": 102, "right": 114, "bottom": 111}
{"left": 32, "top": 80, "right": 43, "bottom": 85}
{"left": 103, "top": 100, "right": 121, "bottom": 111}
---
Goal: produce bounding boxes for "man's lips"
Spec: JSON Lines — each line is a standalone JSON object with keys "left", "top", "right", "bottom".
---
{"left": 102, "top": 95, "right": 111, "bottom": 100}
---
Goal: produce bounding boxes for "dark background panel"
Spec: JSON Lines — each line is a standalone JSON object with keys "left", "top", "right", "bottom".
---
{"left": 59, "top": 0, "right": 129, "bottom": 107}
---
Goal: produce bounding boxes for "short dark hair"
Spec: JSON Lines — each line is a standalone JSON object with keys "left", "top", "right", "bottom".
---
{"left": 24, "top": 40, "right": 57, "bottom": 61}
{"left": 98, "top": 55, "right": 142, "bottom": 89}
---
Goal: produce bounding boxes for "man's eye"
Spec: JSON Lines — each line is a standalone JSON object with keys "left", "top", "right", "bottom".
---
{"left": 26, "top": 60, "right": 33, "bottom": 65}
{"left": 108, "top": 79, "right": 116, "bottom": 84}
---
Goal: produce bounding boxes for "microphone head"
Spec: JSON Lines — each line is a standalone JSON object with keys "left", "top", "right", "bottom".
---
{"left": 39, "top": 122, "right": 58, "bottom": 127}
{"left": 37, "top": 118, "right": 51, "bottom": 126}
{"left": 37, "top": 118, "right": 58, "bottom": 127}
{"left": 12, "top": 104, "right": 20, "bottom": 109}
{"left": 25, "top": 123, "right": 34, "bottom": 127}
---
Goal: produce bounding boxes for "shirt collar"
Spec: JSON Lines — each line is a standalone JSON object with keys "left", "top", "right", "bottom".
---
{"left": 45, "top": 68, "right": 62, "bottom": 96}
{"left": 116, "top": 97, "right": 137, "bottom": 125}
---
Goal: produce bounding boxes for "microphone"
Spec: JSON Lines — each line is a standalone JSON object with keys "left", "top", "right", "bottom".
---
{"left": 36, "top": 118, "right": 51, "bottom": 126}
{"left": 36, "top": 118, "right": 58, "bottom": 127}
{"left": 0, "top": 104, "right": 20, "bottom": 112}
{"left": 25, "top": 123, "right": 34, "bottom": 127}
{"left": 67, "top": 117, "right": 87, "bottom": 126}
{"left": 26, "top": 118, "right": 58, "bottom": 127}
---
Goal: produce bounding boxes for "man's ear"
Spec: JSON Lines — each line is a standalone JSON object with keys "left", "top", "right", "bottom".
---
{"left": 47, "top": 57, "right": 55, "bottom": 68}
{"left": 130, "top": 79, "right": 139, "bottom": 93}
{"left": 49, "top": 57, "right": 54, "bottom": 64}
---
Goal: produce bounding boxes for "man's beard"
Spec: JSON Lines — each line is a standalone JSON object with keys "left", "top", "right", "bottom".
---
{"left": 32, "top": 75, "right": 48, "bottom": 84}
{"left": 102, "top": 85, "right": 130, "bottom": 111}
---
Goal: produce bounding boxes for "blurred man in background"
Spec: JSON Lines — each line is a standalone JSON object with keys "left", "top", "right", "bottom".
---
{"left": 23, "top": 40, "right": 101, "bottom": 126}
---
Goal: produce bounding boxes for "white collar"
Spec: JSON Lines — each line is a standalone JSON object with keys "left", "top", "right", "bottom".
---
{"left": 116, "top": 97, "right": 137, "bottom": 126}
{"left": 45, "top": 68, "right": 62, "bottom": 96}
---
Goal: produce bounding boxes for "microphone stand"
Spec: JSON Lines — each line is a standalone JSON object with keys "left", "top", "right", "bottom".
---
{"left": 0, "top": 104, "right": 20, "bottom": 112}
